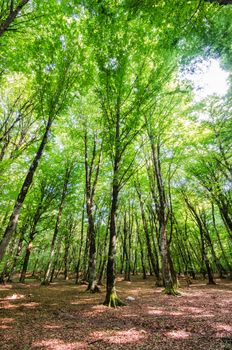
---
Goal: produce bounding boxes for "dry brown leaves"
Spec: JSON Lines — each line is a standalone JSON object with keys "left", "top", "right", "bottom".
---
{"left": 0, "top": 276, "right": 232, "bottom": 350}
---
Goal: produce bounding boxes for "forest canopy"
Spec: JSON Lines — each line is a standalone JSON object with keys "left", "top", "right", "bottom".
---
{"left": 0, "top": 0, "right": 232, "bottom": 306}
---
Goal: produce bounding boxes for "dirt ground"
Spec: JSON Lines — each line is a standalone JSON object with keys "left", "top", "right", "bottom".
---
{"left": 1, "top": 275, "right": 232, "bottom": 350}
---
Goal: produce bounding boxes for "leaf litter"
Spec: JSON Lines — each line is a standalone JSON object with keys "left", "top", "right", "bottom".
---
{"left": 0, "top": 276, "right": 232, "bottom": 350}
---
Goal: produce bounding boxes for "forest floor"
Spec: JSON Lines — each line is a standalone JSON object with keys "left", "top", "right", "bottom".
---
{"left": 0, "top": 275, "right": 232, "bottom": 350}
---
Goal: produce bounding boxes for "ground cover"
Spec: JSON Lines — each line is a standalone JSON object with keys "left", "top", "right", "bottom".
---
{"left": 1, "top": 276, "right": 232, "bottom": 350}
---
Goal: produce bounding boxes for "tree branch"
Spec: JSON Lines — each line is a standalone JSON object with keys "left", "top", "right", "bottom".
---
{"left": 0, "top": 0, "right": 29, "bottom": 37}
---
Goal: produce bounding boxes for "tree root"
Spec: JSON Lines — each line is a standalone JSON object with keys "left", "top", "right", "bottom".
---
{"left": 163, "top": 286, "right": 181, "bottom": 296}
{"left": 103, "top": 291, "right": 126, "bottom": 307}
{"left": 207, "top": 280, "right": 216, "bottom": 285}
{"left": 86, "top": 284, "right": 101, "bottom": 293}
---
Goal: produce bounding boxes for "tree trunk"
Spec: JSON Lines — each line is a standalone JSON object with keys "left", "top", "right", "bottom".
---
{"left": 212, "top": 204, "right": 232, "bottom": 276}
{"left": 32, "top": 258, "right": 39, "bottom": 278}
{"left": 84, "top": 132, "right": 101, "bottom": 293}
{"left": 75, "top": 197, "right": 85, "bottom": 284}
{"left": 205, "top": 0, "right": 232, "bottom": 5}
{"left": 103, "top": 181, "right": 125, "bottom": 306}
{"left": 97, "top": 222, "right": 109, "bottom": 285}
{"left": 103, "top": 110, "right": 125, "bottom": 307}
{"left": 217, "top": 201, "right": 232, "bottom": 238}
{"left": 185, "top": 199, "right": 215, "bottom": 285}
{"left": 64, "top": 241, "right": 70, "bottom": 280}
{"left": 136, "top": 185, "right": 162, "bottom": 285}
{"left": 0, "top": 117, "right": 52, "bottom": 262}
{"left": 19, "top": 243, "right": 32, "bottom": 283}
{"left": 136, "top": 218, "right": 147, "bottom": 279}
{"left": 204, "top": 226, "right": 225, "bottom": 278}
{"left": 6, "top": 229, "right": 25, "bottom": 282}
{"left": 19, "top": 202, "right": 43, "bottom": 283}
{"left": 86, "top": 204, "right": 98, "bottom": 292}
{"left": 123, "top": 214, "right": 131, "bottom": 281}
{"left": 146, "top": 128, "right": 177, "bottom": 294}
{"left": 50, "top": 238, "right": 62, "bottom": 283}
{"left": 42, "top": 165, "right": 71, "bottom": 285}
{"left": 159, "top": 223, "right": 178, "bottom": 294}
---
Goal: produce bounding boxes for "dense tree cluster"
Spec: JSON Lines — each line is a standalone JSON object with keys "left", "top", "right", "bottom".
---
{"left": 0, "top": 0, "right": 231, "bottom": 306}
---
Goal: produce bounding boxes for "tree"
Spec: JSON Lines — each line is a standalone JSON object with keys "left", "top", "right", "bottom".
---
{"left": 0, "top": 43, "right": 77, "bottom": 262}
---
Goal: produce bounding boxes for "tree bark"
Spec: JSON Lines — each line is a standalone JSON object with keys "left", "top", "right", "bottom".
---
{"left": 185, "top": 199, "right": 215, "bottom": 285}
{"left": 75, "top": 196, "right": 85, "bottom": 284}
{"left": 136, "top": 185, "right": 161, "bottom": 285}
{"left": 19, "top": 201, "right": 43, "bottom": 283}
{"left": 150, "top": 141, "right": 177, "bottom": 294}
{"left": 145, "top": 120, "right": 177, "bottom": 294}
{"left": 7, "top": 229, "right": 24, "bottom": 282}
{"left": 42, "top": 165, "right": 71, "bottom": 285}
{"left": 97, "top": 221, "right": 109, "bottom": 285}
{"left": 0, "top": 117, "right": 52, "bottom": 262}
{"left": 136, "top": 216, "right": 147, "bottom": 279}
{"left": 84, "top": 132, "right": 101, "bottom": 292}
{"left": 103, "top": 181, "right": 125, "bottom": 306}
{"left": 0, "top": 0, "right": 30, "bottom": 37}
{"left": 19, "top": 243, "right": 32, "bottom": 283}
{"left": 103, "top": 110, "right": 125, "bottom": 307}
{"left": 212, "top": 204, "right": 232, "bottom": 276}
{"left": 204, "top": 0, "right": 232, "bottom": 4}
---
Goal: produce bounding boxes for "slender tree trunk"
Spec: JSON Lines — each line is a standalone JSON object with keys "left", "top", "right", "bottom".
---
{"left": 0, "top": 236, "right": 18, "bottom": 282}
{"left": 86, "top": 205, "right": 98, "bottom": 291}
{"left": 136, "top": 185, "right": 161, "bottom": 285}
{"left": 204, "top": 225, "right": 225, "bottom": 278}
{"left": 136, "top": 217, "right": 147, "bottom": 279}
{"left": 159, "top": 223, "right": 178, "bottom": 293}
{"left": 127, "top": 211, "right": 133, "bottom": 280}
{"left": 103, "top": 109, "right": 125, "bottom": 307}
{"left": 186, "top": 246, "right": 196, "bottom": 279}
{"left": 19, "top": 203, "right": 42, "bottom": 283}
{"left": 146, "top": 129, "right": 177, "bottom": 294}
{"left": 81, "top": 231, "right": 89, "bottom": 282}
{"left": 64, "top": 241, "right": 70, "bottom": 280}
{"left": 84, "top": 132, "right": 101, "bottom": 292}
{"left": 19, "top": 243, "right": 32, "bottom": 283}
{"left": 212, "top": 204, "right": 232, "bottom": 276}
{"left": 201, "top": 232, "right": 215, "bottom": 284}
{"left": 103, "top": 182, "right": 125, "bottom": 306}
{"left": 75, "top": 197, "right": 85, "bottom": 284}
{"left": 98, "top": 257, "right": 107, "bottom": 285}
{"left": 217, "top": 201, "right": 232, "bottom": 238}
{"left": 98, "top": 222, "right": 109, "bottom": 285}
{"left": 50, "top": 237, "right": 62, "bottom": 283}
{"left": 185, "top": 199, "right": 215, "bottom": 284}
{"left": 32, "top": 257, "right": 39, "bottom": 278}
{"left": 123, "top": 214, "right": 131, "bottom": 281}
{"left": 133, "top": 247, "right": 138, "bottom": 275}
{"left": 45, "top": 227, "right": 61, "bottom": 284}
{"left": 6, "top": 229, "right": 25, "bottom": 282}
{"left": 54, "top": 256, "right": 63, "bottom": 280}
{"left": 150, "top": 211, "right": 161, "bottom": 283}
{"left": 0, "top": 117, "right": 52, "bottom": 262}
{"left": 42, "top": 165, "right": 71, "bottom": 285}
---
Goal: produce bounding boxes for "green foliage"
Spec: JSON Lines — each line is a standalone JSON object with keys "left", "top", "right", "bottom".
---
{"left": 0, "top": 0, "right": 231, "bottom": 283}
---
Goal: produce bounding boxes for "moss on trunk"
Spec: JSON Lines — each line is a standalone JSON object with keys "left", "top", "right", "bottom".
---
{"left": 103, "top": 289, "right": 126, "bottom": 307}
{"left": 163, "top": 285, "right": 181, "bottom": 296}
